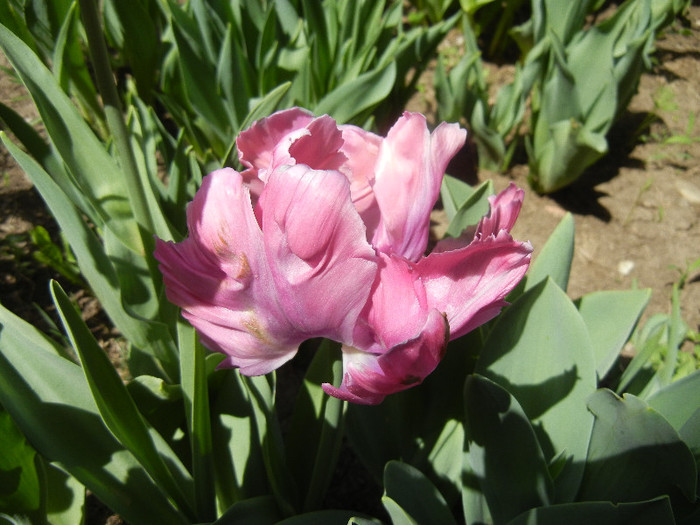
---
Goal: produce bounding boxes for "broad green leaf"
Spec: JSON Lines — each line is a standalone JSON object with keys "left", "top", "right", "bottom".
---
{"left": 285, "top": 340, "right": 345, "bottom": 511}
{"left": 166, "top": 1, "right": 230, "bottom": 141}
{"left": 102, "top": 0, "right": 159, "bottom": 97}
{"left": 445, "top": 179, "right": 494, "bottom": 238}
{"left": 209, "top": 495, "right": 279, "bottom": 525}
{"left": 44, "top": 463, "right": 85, "bottom": 525}
{"left": 314, "top": 62, "right": 396, "bottom": 124}
{"left": 178, "top": 321, "right": 215, "bottom": 521}
{"left": 647, "top": 370, "right": 700, "bottom": 432}
{"left": 578, "top": 389, "right": 696, "bottom": 503}
{"left": 383, "top": 461, "right": 456, "bottom": 525}
{"left": 382, "top": 497, "right": 419, "bottom": 525}
{"left": 440, "top": 174, "right": 475, "bottom": 223}
{"left": 0, "top": 24, "right": 141, "bottom": 253}
{"left": 0, "top": 408, "right": 41, "bottom": 518}
{"left": 0, "top": 304, "right": 188, "bottom": 525}
{"left": 507, "top": 497, "right": 675, "bottom": 525}
{"left": 464, "top": 375, "right": 553, "bottom": 523}
{"left": 522, "top": 212, "right": 575, "bottom": 293}
{"left": 477, "top": 278, "right": 597, "bottom": 501}
{"left": 210, "top": 368, "right": 266, "bottom": 507}
{"left": 575, "top": 289, "right": 651, "bottom": 379}
{"left": 50, "top": 282, "right": 196, "bottom": 520}
{"left": 243, "top": 374, "right": 299, "bottom": 515}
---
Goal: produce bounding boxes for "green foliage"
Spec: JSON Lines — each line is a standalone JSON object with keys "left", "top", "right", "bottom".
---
{"left": 349, "top": 186, "right": 699, "bottom": 523}
{"left": 436, "top": 0, "right": 692, "bottom": 191}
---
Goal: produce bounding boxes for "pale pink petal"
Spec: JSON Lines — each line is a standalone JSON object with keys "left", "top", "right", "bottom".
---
{"left": 154, "top": 168, "right": 300, "bottom": 375}
{"left": 322, "top": 309, "right": 449, "bottom": 405}
{"left": 417, "top": 232, "right": 533, "bottom": 340}
{"left": 338, "top": 125, "right": 383, "bottom": 235}
{"left": 288, "top": 115, "right": 347, "bottom": 171}
{"left": 237, "top": 107, "right": 314, "bottom": 182}
{"left": 475, "top": 182, "right": 524, "bottom": 238}
{"left": 371, "top": 113, "right": 466, "bottom": 261}
{"left": 353, "top": 253, "right": 429, "bottom": 353}
{"left": 260, "top": 164, "right": 378, "bottom": 343}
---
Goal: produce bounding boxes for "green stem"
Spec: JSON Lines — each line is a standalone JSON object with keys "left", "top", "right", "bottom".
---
{"left": 78, "top": 0, "right": 155, "bottom": 240}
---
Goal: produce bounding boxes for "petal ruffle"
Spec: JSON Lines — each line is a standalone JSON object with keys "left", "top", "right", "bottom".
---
{"left": 417, "top": 232, "right": 533, "bottom": 340}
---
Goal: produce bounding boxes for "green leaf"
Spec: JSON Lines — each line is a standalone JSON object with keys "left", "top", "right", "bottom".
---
{"left": 0, "top": 303, "right": 188, "bottom": 525}
{"left": 209, "top": 495, "right": 280, "bottom": 525}
{"left": 507, "top": 497, "right": 675, "bottom": 525}
{"left": 209, "top": 368, "right": 266, "bottom": 507}
{"left": 285, "top": 340, "right": 345, "bottom": 511}
{"left": 49, "top": 281, "right": 196, "bottom": 520}
{"left": 575, "top": 289, "right": 651, "bottom": 379}
{"left": 523, "top": 212, "right": 575, "bottom": 293}
{"left": 382, "top": 497, "right": 419, "bottom": 525}
{"left": 445, "top": 179, "right": 494, "bottom": 238}
{"left": 647, "top": 370, "right": 700, "bottom": 432}
{"left": 477, "top": 278, "right": 597, "bottom": 501}
{"left": 243, "top": 375, "right": 299, "bottom": 515}
{"left": 178, "top": 321, "right": 215, "bottom": 521}
{"left": 383, "top": 461, "right": 456, "bottom": 525}
{"left": 578, "top": 389, "right": 697, "bottom": 503}
{"left": 464, "top": 375, "right": 553, "bottom": 524}
{"left": 1, "top": 135, "right": 177, "bottom": 377}
{"left": 0, "top": 407, "right": 41, "bottom": 518}
{"left": 44, "top": 463, "right": 85, "bottom": 525}
{"left": 0, "top": 23, "right": 142, "bottom": 253}
{"left": 314, "top": 62, "right": 396, "bottom": 124}
{"left": 440, "top": 174, "right": 477, "bottom": 223}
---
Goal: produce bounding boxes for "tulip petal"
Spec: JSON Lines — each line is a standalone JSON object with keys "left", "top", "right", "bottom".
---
{"left": 260, "top": 164, "right": 378, "bottom": 343}
{"left": 475, "top": 182, "right": 524, "bottom": 238}
{"left": 237, "top": 107, "right": 314, "bottom": 182}
{"left": 338, "top": 124, "right": 383, "bottom": 235}
{"left": 371, "top": 113, "right": 466, "bottom": 261}
{"left": 418, "top": 232, "right": 533, "bottom": 340}
{"left": 322, "top": 309, "right": 449, "bottom": 405}
{"left": 154, "top": 169, "right": 300, "bottom": 375}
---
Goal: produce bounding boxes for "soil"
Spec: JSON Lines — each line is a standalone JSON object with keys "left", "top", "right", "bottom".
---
{"left": 1, "top": 6, "right": 699, "bottom": 524}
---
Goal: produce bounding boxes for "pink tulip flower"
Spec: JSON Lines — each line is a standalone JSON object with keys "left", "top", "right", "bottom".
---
{"left": 155, "top": 108, "right": 532, "bottom": 404}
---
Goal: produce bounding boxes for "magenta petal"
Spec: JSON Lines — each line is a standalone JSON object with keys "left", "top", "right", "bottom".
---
{"left": 322, "top": 309, "right": 449, "bottom": 405}
{"left": 154, "top": 169, "right": 300, "bottom": 375}
{"left": 418, "top": 232, "right": 533, "bottom": 340}
{"left": 260, "top": 164, "right": 378, "bottom": 343}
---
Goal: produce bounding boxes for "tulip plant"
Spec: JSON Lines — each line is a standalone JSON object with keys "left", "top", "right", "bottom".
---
{"left": 436, "top": 0, "right": 691, "bottom": 191}
{"left": 0, "top": 1, "right": 699, "bottom": 525}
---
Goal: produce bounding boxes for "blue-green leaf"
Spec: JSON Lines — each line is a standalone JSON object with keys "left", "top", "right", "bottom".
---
{"left": 578, "top": 389, "right": 696, "bottom": 503}
{"left": 464, "top": 375, "right": 553, "bottom": 523}
{"left": 477, "top": 278, "right": 596, "bottom": 501}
